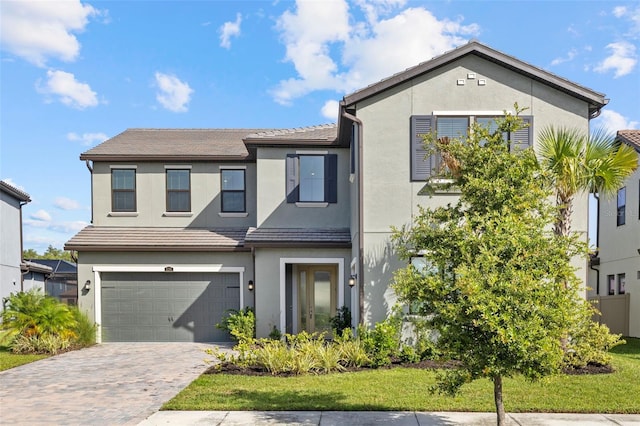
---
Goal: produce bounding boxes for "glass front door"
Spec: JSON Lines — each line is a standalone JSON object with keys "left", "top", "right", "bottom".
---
{"left": 297, "top": 265, "right": 337, "bottom": 334}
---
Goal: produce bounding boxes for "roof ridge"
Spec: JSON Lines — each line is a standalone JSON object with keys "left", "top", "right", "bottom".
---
{"left": 246, "top": 123, "right": 337, "bottom": 138}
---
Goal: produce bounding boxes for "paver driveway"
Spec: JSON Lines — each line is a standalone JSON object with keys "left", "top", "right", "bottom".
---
{"left": 0, "top": 343, "right": 228, "bottom": 425}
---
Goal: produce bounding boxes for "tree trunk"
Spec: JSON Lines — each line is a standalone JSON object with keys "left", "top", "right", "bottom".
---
{"left": 494, "top": 375, "right": 506, "bottom": 426}
{"left": 554, "top": 192, "right": 573, "bottom": 241}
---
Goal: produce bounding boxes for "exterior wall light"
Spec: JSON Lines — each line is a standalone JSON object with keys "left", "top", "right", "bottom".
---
{"left": 348, "top": 274, "right": 357, "bottom": 287}
{"left": 248, "top": 280, "right": 254, "bottom": 291}
{"left": 83, "top": 280, "right": 91, "bottom": 292}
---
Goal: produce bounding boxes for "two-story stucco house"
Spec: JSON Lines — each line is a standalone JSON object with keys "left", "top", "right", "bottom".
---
{"left": 66, "top": 41, "right": 608, "bottom": 342}
{"left": 589, "top": 130, "right": 640, "bottom": 338}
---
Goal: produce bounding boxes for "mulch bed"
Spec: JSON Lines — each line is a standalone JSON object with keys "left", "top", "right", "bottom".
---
{"left": 205, "top": 359, "right": 613, "bottom": 377}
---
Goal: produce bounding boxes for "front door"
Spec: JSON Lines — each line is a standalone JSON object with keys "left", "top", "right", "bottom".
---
{"left": 297, "top": 265, "right": 337, "bottom": 334}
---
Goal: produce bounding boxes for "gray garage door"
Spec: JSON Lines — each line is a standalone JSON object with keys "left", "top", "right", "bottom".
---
{"left": 101, "top": 272, "right": 239, "bottom": 342}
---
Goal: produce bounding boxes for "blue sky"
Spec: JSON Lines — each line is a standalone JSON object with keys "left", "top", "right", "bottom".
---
{"left": 1, "top": 0, "right": 639, "bottom": 253}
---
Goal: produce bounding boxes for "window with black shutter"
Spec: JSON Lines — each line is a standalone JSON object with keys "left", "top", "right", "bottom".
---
{"left": 286, "top": 154, "right": 338, "bottom": 203}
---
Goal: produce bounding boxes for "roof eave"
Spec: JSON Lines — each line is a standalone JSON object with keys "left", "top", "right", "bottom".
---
{"left": 63, "top": 244, "right": 250, "bottom": 252}
{"left": 245, "top": 241, "right": 352, "bottom": 249}
{"left": 79, "top": 154, "right": 251, "bottom": 162}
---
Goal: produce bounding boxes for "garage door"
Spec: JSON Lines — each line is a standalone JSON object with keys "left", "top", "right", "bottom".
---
{"left": 101, "top": 272, "right": 240, "bottom": 342}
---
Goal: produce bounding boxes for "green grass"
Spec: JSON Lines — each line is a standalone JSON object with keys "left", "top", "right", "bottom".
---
{"left": 164, "top": 338, "right": 640, "bottom": 413}
{"left": 0, "top": 331, "right": 48, "bottom": 371}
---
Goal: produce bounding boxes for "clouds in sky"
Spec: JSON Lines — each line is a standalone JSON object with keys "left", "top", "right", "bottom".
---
{"left": 271, "top": 0, "right": 479, "bottom": 105}
{"left": 37, "top": 70, "right": 99, "bottom": 109}
{"left": 54, "top": 197, "right": 82, "bottom": 211}
{"left": 594, "top": 109, "right": 639, "bottom": 133}
{"left": 0, "top": 0, "right": 99, "bottom": 67}
{"left": 67, "top": 132, "right": 108, "bottom": 146}
{"left": 220, "top": 13, "right": 242, "bottom": 49}
{"left": 594, "top": 42, "right": 637, "bottom": 78}
{"left": 154, "top": 72, "right": 194, "bottom": 113}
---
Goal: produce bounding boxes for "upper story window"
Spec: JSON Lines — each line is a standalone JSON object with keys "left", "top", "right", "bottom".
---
{"left": 286, "top": 153, "right": 338, "bottom": 204}
{"left": 607, "top": 274, "right": 615, "bottom": 295}
{"left": 618, "top": 273, "right": 626, "bottom": 295}
{"left": 221, "top": 169, "right": 246, "bottom": 213}
{"left": 111, "top": 169, "right": 136, "bottom": 212}
{"left": 410, "top": 114, "right": 533, "bottom": 181}
{"left": 617, "top": 187, "right": 626, "bottom": 226}
{"left": 166, "top": 169, "right": 190, "bottom": 212}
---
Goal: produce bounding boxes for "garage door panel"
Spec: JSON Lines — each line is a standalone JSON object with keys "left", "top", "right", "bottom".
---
{"left": 101, "top": 272, "right": 239, "bottom": 342}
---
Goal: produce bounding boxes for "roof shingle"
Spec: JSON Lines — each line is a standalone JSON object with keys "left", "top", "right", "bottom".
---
{"left": 617, "top": 130, "right": 640, "bottom": 152}
{"left": 245, "top": 227, "right": 351, "bottom": 248}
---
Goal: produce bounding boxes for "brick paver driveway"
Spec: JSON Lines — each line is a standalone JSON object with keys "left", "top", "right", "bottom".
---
{"left": 0, "top": 343, "right": 229, "bottom": 425}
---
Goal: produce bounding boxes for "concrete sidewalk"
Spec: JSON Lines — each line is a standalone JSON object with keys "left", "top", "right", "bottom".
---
{"left": 139, "top": 411, "right": 640, "bottom": 425}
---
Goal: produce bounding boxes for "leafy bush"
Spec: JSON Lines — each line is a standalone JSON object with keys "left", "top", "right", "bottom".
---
{"left": 269, "top": 325, "right": 282, "bottom": 341}
{"left": 329, "top": 306, "right": 352, "bottom": 335}
{"left": 11, "top": 333, "right": 72, "bottom": 355}
{"left": 564, "top": 302, "right": 625, "bottom": 368}
{"left": 358, "top": 316, "right": 402, "bottom": 367}
{"left": 216, "top": 307, "right": 255, "bottom": 344}
{"left": 70, "top": 307, "right": 96, "bottom": 347}
{"left": 1, "top": 289, "right": 76, "bottom": 339}
{"left": 253, "top": 340, "right": 294, "bottom": 375}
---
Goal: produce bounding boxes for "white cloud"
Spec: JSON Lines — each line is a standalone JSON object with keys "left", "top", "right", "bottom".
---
{"left": 272, "top": 0, "right": 479, "bottom": 105}
{"left": 51, "top": 220, "right": 89, "bottom": 233}
{"left": 67, "top": 132, "right": 108, "bottom": 146}
{"left": 613, "top": 6, "right": 627, "bottom": 18}
{"left": 219, "top": 13, "right": 242, "bottom": 49}
{"left": 54, "top": 197, "right": 81, "bottom": 211}
{"left": 550, "top": 49, "right": 578, "bottom": 66}
{"left": 594, "top": 41, "right": 637, "bottom": 77}
{"left": 154, "top": 72, "right": 193, "bottom": 113}
{"left": 1, "top": 178, "right": 26, "bottom": 191}
{"left": 321, "top": 100, "right": 339, "bottom": 120}
{"left": 30, "top": 209, "right": 52, "bottom": 223}
{"left": 0, "top": 0, "right": 99, "bottom": 67}
{"left": 592, "top": 109, "right": 640, "bottom": 134}
{"left": 37, "top": 69, "right": 99, "bottom": 108}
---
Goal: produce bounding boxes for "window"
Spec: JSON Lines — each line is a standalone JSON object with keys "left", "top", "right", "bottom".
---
{"left": 111, "top": 169, "right": 136, "bottom": 212}
{"left": 286, "top": 154, "right": 338, "bottom": 204}
{"left": 166, "top": 169, "right": 190, "bottom": 212}
{"left": 221, "top": 169, "right": 245, "bottom": 212}
{"left": 410, "top": 114, "right": 533, "bottom": 181}
{"left": 607, "top": 274, "right": 615, "bottom": 295}
{"left": 618, "top": 273, "right": 626, "bottom": 295}
{"left": 617, "top": 187, "right": 626, "bottom": 226}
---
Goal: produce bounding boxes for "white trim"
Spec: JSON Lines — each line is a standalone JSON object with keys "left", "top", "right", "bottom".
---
{"left": 92, "top": 265, "right": 245, "bottom": 343}
{"left": 218, "top": 212, "right": 249, "bottom": 218}
{"left": 164, "top": 165, "right": 192, "bottom": 169}
{"left": 110, "top": 165, "right": 137, "bottom": 169}
{"left": 163, "top": 212, "right": 193, "bottom": 217}
{"left": 279, "top": 258, "right": 344, "bottom": 334}
{"left": 295, "top": 202, "right": 328, "bottom": 208}
{"left": 295, "top": 150, "right": 329, "bottom": 155}
{"left": 108, "top": 212, "right": 138, "bottom": 217}
{"left": 220, "top": 165, "right": 247, "bottom": 170}
{"left": 432, "top": 110, "right": 512, "bottom": 116}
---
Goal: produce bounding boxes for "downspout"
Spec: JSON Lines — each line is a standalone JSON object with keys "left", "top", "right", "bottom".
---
{"left": 341, "top": 109, "right": 364, "bottom": 326}
{"left": 85, "top": 160, "right": 94, "bottom": 224}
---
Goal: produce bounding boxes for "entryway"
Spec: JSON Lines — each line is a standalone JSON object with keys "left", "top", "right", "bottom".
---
{"left": 296, "top": 265, "right": 337, "bottom": 334}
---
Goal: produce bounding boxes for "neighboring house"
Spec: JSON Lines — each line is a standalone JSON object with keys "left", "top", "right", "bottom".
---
{"left": 0, "top": 180, "right": 32, "bottom": 305}
{"left": 26, "top": 259, "right": 78, "bottom": 305}
{"left": 589, "top": 130, "right": 640, "bottom": 337}
{"left": 21, "top": 260, "right": 53, "bottom": 296}
{"left": 66, "top": 41, "right": 607, "bottom": 342}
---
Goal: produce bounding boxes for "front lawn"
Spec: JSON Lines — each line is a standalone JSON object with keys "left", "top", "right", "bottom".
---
{"left": 164, "top": 337, "right": 640, "bottom": 413}
{"left": 0, "top": 331, "right": 48, "bottom": 371}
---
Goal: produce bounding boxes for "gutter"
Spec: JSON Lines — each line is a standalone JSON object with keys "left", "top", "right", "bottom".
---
{"left": 341, "top": 108, "right": 365, "bottom": 326}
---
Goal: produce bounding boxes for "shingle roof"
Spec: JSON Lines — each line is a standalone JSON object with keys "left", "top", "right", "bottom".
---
{"left": 65, "top": 227, "right": 249, "bottom": 252}
{"left": 617, "top": 130, "right": 640, "bottom": 152}
{"left": 21, "top": 260, "right": 53, "bottom": 274}
{"left": 244, "top": 124, "right": 338, "bottom": 144}
{"left": 0, "top": 180, "right": 31, "bottom": 202}
{"left": 80, "top": 129, "right": 270, "bottom": 161}
{"left": 342, "top": 40, "right": 607, "bottom": 118}
{"left": 245, "top": 227, "right": 351, "bottom": 248}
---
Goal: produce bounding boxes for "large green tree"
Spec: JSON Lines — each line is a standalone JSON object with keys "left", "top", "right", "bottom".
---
{"left": 392, "top": 113, "right": 588, "bottom": 425}
{"left": 23, "top": 245, "right": 74, "bottom": 262}
{"left": 537, "top": 126, "right": 638, "bottom": 238}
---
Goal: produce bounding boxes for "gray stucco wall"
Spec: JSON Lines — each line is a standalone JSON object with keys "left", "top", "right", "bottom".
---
{"left": 253, "top": 247, "right": 352, "bottom": 338}
{"left": 91, "top": 162, "right": 257, "bottom": 229}
{"left": 353, "top": 55, "right": 593, "bottom": 326}
{"left": 1, "top": 191, "right": 24, "bottom": 302}
{"left": 255, "top": 147, "right": 350, "bottom": 228}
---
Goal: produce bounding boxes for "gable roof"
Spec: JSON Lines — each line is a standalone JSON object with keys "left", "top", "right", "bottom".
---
{"left": 244, "top": 124, "right": 339, "bottom": 146}
{"left": 617, "top": 130, "right": 640, "bottom": 152}
{"left": 80, "top": 129, "right": 269, "bottom": 161}
{"left": 341, "top": 40, "right": 607, "bottom": 118}
{"left": 0, "top": 180, "right": 31, "bottom": 202}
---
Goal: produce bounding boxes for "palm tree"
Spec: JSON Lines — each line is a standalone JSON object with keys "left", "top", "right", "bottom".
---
{"left": 537, "top": 126, "right": 638, "bottom": 238}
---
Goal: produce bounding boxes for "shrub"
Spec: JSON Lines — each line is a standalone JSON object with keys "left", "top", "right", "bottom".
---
{"left": 329, "top": 306, "right": 352, "bottom": 335}
{"left": 1, "top": 289, "right": 76, "bottom": 339}
{"left": 269, "top": 325, "right": 282, "bottom": 341}
{"left": 358, "top": 316, "right": 402, "bottom": 367}
{"left": 253, "top": 339, "right": 294, "bottom": 375}
{"left": 216, "top": 307, "right": 255, "bottom": 344}
{"left": 70, "top": 307, "right": 96, "bottom": 347}
{"left": 11, "top": 333, "right": 72, "bottom": 355}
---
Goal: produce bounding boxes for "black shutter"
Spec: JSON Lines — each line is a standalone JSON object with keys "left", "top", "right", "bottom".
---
{"left": 510, "top": 116, "right": 533, "bottom": 152}
{"left": 411, "top": 115, "right": 434, "bottom": 181}
{"left": 325, "top": 154, "right": 338, "bottom": 203}
{"left": 286, "top": 154, "right": 299, "bottom": 203}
